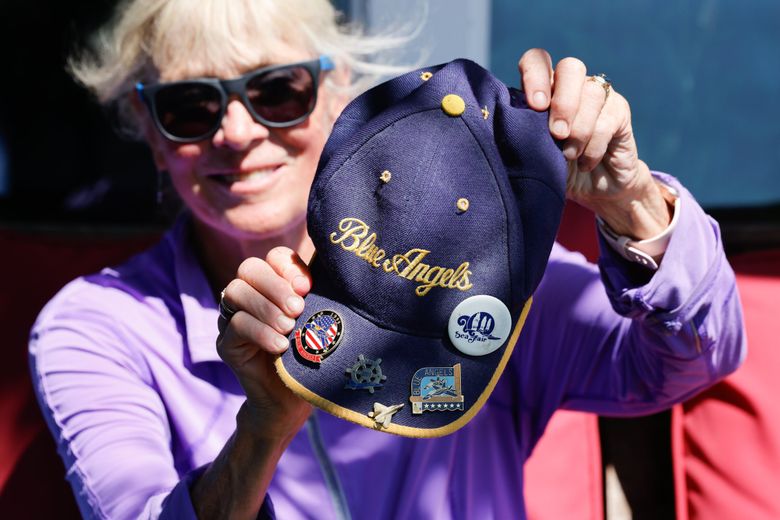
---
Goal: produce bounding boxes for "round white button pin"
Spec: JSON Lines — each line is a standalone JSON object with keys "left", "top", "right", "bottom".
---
{"left": 448, "top": 295, "right": 512, "bottom": 356}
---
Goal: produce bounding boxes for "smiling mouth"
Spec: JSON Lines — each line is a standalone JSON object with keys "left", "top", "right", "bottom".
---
{"left": 211, "top": 167, "right": 280, "bottom": 186}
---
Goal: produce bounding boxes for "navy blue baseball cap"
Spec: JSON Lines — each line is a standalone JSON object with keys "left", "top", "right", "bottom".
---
{"left": 275, "top": 59, "right": 567, "bottom": 437}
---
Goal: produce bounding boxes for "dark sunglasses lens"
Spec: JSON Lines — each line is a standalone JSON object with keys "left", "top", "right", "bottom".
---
{"left": 155, "top": 83, "right": 222, "bottom": 139}
{"left": 246, "top": 66, "right": 315, "bottom": 124}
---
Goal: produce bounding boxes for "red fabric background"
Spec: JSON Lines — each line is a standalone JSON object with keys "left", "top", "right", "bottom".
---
{"left": 673, "top": 250, "right": 780, "bottom": 520}
{"left": 528, "top": 204, "right": 780, "bottom": 520}
{"left": 0, "top": 228, "right": 158, "bottom": 518}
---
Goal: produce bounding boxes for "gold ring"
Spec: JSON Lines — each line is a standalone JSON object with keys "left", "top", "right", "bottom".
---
{"left": 589, "top": 73, "right": 612, "bottom": 101}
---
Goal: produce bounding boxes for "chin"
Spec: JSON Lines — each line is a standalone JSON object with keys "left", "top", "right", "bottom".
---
{"left": 220, "top": 205, "right": 308, "bottom": 241}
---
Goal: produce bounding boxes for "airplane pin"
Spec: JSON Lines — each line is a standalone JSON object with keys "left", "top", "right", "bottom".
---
{"left": 367, "top": 402, "right": 404, "bottom": 428}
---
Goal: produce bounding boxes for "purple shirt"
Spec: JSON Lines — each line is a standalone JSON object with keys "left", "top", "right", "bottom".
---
{"left": 29, "top": 173, "right": 745, "bottom": 519}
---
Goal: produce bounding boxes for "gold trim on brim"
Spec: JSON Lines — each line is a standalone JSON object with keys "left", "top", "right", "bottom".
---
{"left": 274, "top": 296, "right": 533, "bottom": 438}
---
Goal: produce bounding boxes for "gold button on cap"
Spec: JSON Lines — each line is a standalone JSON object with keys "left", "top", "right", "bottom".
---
{"left": 456, "top": 198, "right": 469, "bottom": 212}
{"left": 441, "top": 94, "right": 466, "bottom": 116}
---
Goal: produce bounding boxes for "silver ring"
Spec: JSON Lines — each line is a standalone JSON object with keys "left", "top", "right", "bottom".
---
{"left": 589, "top": 73, "right": 612, "bottom": 101}
{"left": 219, "top": 288, "right": 238, "bottom": 322}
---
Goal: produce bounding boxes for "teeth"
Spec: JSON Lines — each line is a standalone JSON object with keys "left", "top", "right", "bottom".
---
{"left": 221, "top": 168, "right": 276, "bottom": 183}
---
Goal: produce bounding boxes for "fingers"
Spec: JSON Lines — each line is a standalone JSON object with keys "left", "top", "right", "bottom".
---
{"left": 518, "top": 48, "right": 553, "bottom": 110}
{"left": 218, "top": 310, "right": 288, "bottom": 362}
{"left": 236, "top": 255, "right": 306, "bottom": 319}
{"left": 549, "top": 57, "right": 587, "bottom": 139}
{"left": 218, "top": 248, "right": 313, "bottom": 357}
{"left": 577, "top": 97, "right": 624, "bottom": 173}
{"left": 223, "top": 277, "right": 297, "bottom": 335}
{"left": 538, "top": 53, "right": 631, "bottom": 173}
{"left": 218, "top": 284, "right": 291, "bottom": 358}
{"left": 563, "top": 77, "right": 612, "bottom": 163}
{"left": 266, "top": 246, "right": 312, "bottom": 296}
{"left": 519, "top": 52, "right": 618, "bottom": 163}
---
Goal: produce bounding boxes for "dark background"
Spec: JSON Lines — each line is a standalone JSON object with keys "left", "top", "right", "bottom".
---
{"left": 0, "top": 0, "right": 161, "bottom": 228}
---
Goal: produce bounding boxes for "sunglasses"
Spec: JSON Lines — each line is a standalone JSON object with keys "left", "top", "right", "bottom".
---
{"left": 136, "top": 55, "right": 334, "bottom": 143}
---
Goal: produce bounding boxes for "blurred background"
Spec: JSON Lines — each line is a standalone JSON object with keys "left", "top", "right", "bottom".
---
{"left": 1, "top": 0, "right": 777, "bottom": 245}
{"left": 1, "top": 1, "right": 777, "bottom": 518}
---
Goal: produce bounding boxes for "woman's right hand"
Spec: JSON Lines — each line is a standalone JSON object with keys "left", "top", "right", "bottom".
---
{"left": 216, "top": 246, "right": 314, "bottom": 440}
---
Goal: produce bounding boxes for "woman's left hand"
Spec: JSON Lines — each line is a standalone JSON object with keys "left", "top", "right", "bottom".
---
{"left": 518, "top": 48, "right": 670, "bottom": 240}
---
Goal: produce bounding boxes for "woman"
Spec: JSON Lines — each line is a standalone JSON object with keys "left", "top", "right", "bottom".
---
{"left": 29, "top": 0, "right": 744, "bottom": 518}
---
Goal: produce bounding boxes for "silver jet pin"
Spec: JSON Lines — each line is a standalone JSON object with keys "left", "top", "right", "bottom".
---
{"left": 367, "top": 402, "right": 404, "bottom": 428}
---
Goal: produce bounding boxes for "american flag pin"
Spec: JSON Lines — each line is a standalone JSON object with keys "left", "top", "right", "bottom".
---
{"left": 294, "top": 310, "right": 344, "bottom": 363}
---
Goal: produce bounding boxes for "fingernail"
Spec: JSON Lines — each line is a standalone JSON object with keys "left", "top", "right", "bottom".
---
{"left": 286, "top": 295, "right": 304, "bottom": 314}
{"left": 274, "top": 335, "right": 289, "bottom": 351}
{"left": 277, "top": 314, "right": 296, "bottom": 331}
{"left": 552, "top": 119, "right": 569, "bottom": 136}
{"left": 292, "top": 275, "right": 309, "bottom": 292}
{"left": 563, "top": 143, "right": 578, "bottom": 161}
{"left": 533, "top": 91, "right": 547, "bottom": 107}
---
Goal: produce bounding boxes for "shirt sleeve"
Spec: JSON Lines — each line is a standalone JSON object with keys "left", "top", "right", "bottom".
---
{"left": 28, "top": 282, "right": 275, "bottom": 520}
{"left": 518, "top": 172, "right": 746, "bottom": 423}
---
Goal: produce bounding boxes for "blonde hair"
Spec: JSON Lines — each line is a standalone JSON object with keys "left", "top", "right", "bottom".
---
{"left": 69, "top": 0, "right": 416, "bottom": 137}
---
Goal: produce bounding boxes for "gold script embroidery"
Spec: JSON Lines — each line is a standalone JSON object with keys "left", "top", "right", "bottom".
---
{"left": 329, "top": 218, "right": 386, "bottom": 267}
{"left": 330, "top": 217, "right": 473, "bottom": 296}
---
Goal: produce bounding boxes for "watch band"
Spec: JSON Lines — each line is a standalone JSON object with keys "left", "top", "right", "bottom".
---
{"left": 597, "top": 182, "right": 681, "bottom": 270}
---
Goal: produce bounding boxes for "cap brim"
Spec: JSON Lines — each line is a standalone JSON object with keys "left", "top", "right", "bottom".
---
{"left": 275, "top": 275, "right": 532, "bottom": 438}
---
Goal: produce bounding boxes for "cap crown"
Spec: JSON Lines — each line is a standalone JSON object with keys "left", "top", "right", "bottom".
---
{"left": 308, "top": 59, "right": 566, "bottom": 334}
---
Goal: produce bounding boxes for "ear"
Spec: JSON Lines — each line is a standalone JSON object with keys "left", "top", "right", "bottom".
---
{"left": 128, "top": 90, "right": 168, "bottom": 171}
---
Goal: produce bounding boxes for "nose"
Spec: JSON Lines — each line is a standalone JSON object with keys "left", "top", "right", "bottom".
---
{"left": 212, "top": 99, "right": 269, "bottom": 150}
